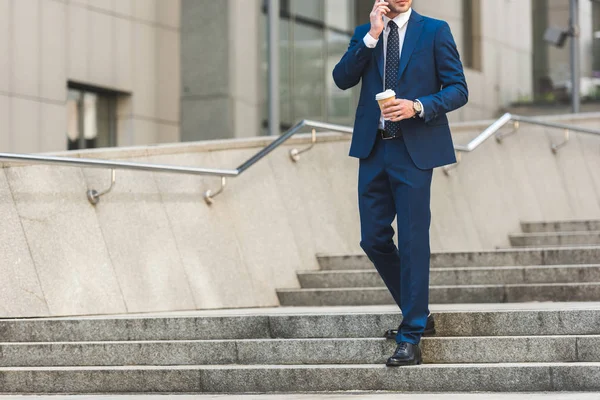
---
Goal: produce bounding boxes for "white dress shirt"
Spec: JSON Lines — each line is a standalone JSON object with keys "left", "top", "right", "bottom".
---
{"left": 363, "top": 8, "right": 424, "bottom": 128}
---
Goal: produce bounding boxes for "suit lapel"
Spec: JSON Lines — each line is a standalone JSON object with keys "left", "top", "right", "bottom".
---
{"left": 397, "top": 11, "right": 424, "bottom": 81}
{"left": 375, "top": 38, "right": 384, "bottom": 81}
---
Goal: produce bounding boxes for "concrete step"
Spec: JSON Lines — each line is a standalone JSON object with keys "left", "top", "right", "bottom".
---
{"left": 0, "top": 363, "right": 599, "bottom": 393}
{"left": 510, "top": 231, "right": 600, "bottom": 247}
{"left": 297, "top": 265, "right": 600, "bottom": 288}
{"left": 522, "top": 220, "right": 600, "bottom": 233}
{"left": 3, "top": 307, "right": 600, "bottom": 342}
{"left": 277, "top": 283, "right": 600, "bottom": 306}
{"left": 317, "top": 247, "right": 600, "bottom": 270}
{"left": 7, "top": 394, "right": 600, "bottom": 400}
{"left": 2, "top": 335, "right": 600, "bottom": 367}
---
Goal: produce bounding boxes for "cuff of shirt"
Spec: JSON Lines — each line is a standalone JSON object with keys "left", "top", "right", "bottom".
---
{"left": 363, "top": 33, "right": 379, "bottom": 48}
{"left": 416, "top": 100, "right": 425, "bottom": 118}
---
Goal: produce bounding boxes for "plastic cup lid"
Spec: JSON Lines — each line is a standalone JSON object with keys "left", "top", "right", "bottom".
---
{"left": 376, "top": 89, "right": 396, "bottom": 101}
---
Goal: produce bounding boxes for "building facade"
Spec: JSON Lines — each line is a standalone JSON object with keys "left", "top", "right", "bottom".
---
{"left": 0, "top": 0, "right": 181, "bottom": 154}
{"left": 1, "top": 0, "right": 599, "bottom": 152}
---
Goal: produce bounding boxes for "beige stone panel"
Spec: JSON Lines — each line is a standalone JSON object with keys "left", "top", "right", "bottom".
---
{"left": 464, "top": 70, "right": 484, "bottom": 110}
{"left": 70, "top": 0, "right": 88, "bottom": 7}
{"left": 156, "top": 122, "right": 179, "bottom": 144}
{"left": 89, "top": 10, "right": 114, "bottom": 88}
{"left": 116, "top": 116, "right": 134, "bottom": 146}
{"left": 233, "top": 100, "right": 259, "bottom": 139}
{"left": 67, "top": 3, "right": 89, "bottom": 82}
{"left": 11, "top": 97, "right": 40, "bottom": 154}
{"left": 416, "top": 0, "right": 461, "bottom": 21}
{"left": 446, "top": 134, "right": 522, "bottom": 249}
{"left": 550, "top": 131, "right": 600, "bottom": 219}
{"left": 0, "top": 169, "right": 49, "bottom": 318}
{"left": 156, "top": 0, "right": 179, "bottom": 28}
{"left": 210, "top": 147, "right": 303, "bottom": 306}
{"left": 5, "top": 165, "right": 127, "bottom": 316}
{"left": 114, "top": 17, "right": 133, "bottom": 92}
{"left": 267, "top": 141, "right": 360, "bottom": 271}
{"left": 132, "top": 22, "right": 157, "bottom": 118}
{"left": 0, "top": 94, "right": 9, "bottom": 151}
{"left": 578, "top": 128, "right": 600, "bottom": 217}
{"left": 229, "top": 0, "right": 260, "bottom": 107}
{"left": 148, "top": 151, "right": 256, "bottom": 309}
{"left": 481, "top": 45, "right": 499, "bottom": 112}
{"left": 82, "top": 157, "right": 197, "bottom": 313}
{"left": 480, "top": 1, "right": 498, "bottom": 42}
{"left": 475, "top": 126, "right": 544, "bottom": 222}
{"left": 0, "top": 0, "right": 9, "bottom": 92}
{"left": 134, "top": 0, "right": 157, "bottom": 23}
{"left": 131, "top": 117, "right": 158, "bottom": 145}
{"left": 500, "top": 47, "right": 519, "bottom": 106}
{"left": 41, "top": 0, "right": 67, "bottom": 102}
{"left": 515, "top": 125, "right": 573, "bottom": 220}
{"left": 157, "top": 28, "right": 180, "bottom": 123}
{"left": 12, "top": 0, "right": 40, "bottom": 98}
{"left": 519, "top": 52, "right": 533, "bottom": 100}
{"left": 114, "top": 0, "right": 133, "bottom": 16}
{"left": 430, "top": 163, "right": 484, "bottom": 252}
{"left": 516, "top": 3, "right": 533, "bottom": 52}
{"left": 40, "top": 103, "right": 67, "bottom": 153}
{"left": 89, "top": 0, "right": 113, "bottom": 12}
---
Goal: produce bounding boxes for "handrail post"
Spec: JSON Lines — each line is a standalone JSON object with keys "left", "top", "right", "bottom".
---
{"left": 87, "top": 169, "right": 116, "bottom": 205}
{"left": 204, "top": 176, "right": 228, "bottom": 205}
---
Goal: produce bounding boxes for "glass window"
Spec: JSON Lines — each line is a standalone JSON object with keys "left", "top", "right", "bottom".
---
{"left": 261, "top": 0, "right": 357, "bottom": 133}
{"left": 463, "top": 0, "right": 482, "bottom": 71}
{"left": 66, "top": 85, "right": 117, "bottom": 150}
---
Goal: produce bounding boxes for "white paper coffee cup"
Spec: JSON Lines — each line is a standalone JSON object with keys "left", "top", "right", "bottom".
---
{"left": 376, "top": 89, "right": 396, "bottom": 110}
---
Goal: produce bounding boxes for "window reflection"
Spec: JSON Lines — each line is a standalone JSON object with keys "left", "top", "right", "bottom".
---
{"left": 66, "top": 85, "right": 117, "bottom": 150}
{"left": 261, "top": 0, "right": 357, "bottom": 133}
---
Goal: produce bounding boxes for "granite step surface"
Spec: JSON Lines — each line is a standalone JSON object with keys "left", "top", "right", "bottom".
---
{"left": 317, "top": 247, "right": 600, "bottom": 270}
{"left": 509, "top": 231, "right": 600, "bottom": 247}
{"left": 0, "top": 363, "right": 599, "bottom": 393}
{"left": 3, "top": 308, "right": 600, "bottom": 342}
{"left": 277, "top": 283, "right": 600, "bottom": 306}
{"left": 521, "top": 220, "right": 600, "bottom": 233}
{"left": 2, "top": 335, "right": 599, "bottom": 367}
{"left": 297, "top": 265, "right": 600, "bottom": 288}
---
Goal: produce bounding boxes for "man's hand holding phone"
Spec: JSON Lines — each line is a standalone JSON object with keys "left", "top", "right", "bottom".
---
{"left": 369, "top": 0, "right": 389, "bottom": 40}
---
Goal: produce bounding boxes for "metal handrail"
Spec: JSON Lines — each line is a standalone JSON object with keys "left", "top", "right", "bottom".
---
{"left": 443, "top": 112, "right": 600, "bottom": 175}
{"left": 0, "top": 120, "right": 352, "bottom": 205}
{"left": 0, "top": 113, "right": 598, "bottom": 204}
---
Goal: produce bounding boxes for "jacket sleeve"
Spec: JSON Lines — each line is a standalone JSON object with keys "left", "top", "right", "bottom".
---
{"left": 332, "top": 27, "right": 376, "bottom": 90}
{"left": 418, "top": 22, "right": 469, "bottom": 123}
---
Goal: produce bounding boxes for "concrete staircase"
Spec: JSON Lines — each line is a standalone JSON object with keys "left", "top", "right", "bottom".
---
{"left": 1, "top": 220, "right": 600, "bottom": 394}
{"left": 277, "top": 220, "right": 600, "bottom": 306}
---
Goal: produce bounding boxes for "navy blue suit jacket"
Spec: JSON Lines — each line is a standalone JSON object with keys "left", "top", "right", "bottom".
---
{"left": 333, "top": 10, "right": 468, "bottom": 170}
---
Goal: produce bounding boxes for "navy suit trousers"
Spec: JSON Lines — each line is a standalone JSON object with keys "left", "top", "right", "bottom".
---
{"left": 358, "top": 133, "right": 432, "bottom": 345}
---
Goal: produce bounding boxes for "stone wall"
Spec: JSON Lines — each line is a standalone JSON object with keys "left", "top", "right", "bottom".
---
{"left": 1, "top": 113, "right": 599, "bottom": 317}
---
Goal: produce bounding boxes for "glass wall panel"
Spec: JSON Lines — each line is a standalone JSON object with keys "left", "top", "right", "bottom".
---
{"left": 261, "top": 0, "right": 357, "bottom": 133}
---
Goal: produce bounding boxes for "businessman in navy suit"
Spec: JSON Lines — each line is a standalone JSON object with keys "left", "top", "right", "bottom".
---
{"left": 333, "top": 0, "right": 468, "bottom": 366}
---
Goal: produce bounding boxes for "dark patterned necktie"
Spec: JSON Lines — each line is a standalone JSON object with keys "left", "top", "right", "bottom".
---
{"left": 385, "top": 21, "right": 401, "bottom": 136}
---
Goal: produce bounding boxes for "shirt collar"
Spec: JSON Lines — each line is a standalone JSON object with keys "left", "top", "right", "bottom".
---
{"left": 383, "top": 8, "right": 412, "bottom": 31}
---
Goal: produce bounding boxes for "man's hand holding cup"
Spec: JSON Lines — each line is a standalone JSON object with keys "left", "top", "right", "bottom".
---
{"left": 376, "top": 90, "right": 416, "bottom": 122}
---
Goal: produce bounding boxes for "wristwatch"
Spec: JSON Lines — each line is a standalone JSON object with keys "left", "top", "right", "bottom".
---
{"left": 413, "top": 100, "right": 423, "bottom": 117}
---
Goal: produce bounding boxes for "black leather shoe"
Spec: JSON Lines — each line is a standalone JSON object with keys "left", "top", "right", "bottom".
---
{"left": 383, "top": 314, "right": 436, "bottom": 340}
{"left": 386, "top": 342, "right": 422, "bottom": 367}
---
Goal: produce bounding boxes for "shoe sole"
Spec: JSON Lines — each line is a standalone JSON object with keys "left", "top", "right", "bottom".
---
{"left": 386, "top": 358, "right": 423, "bottom": 367}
